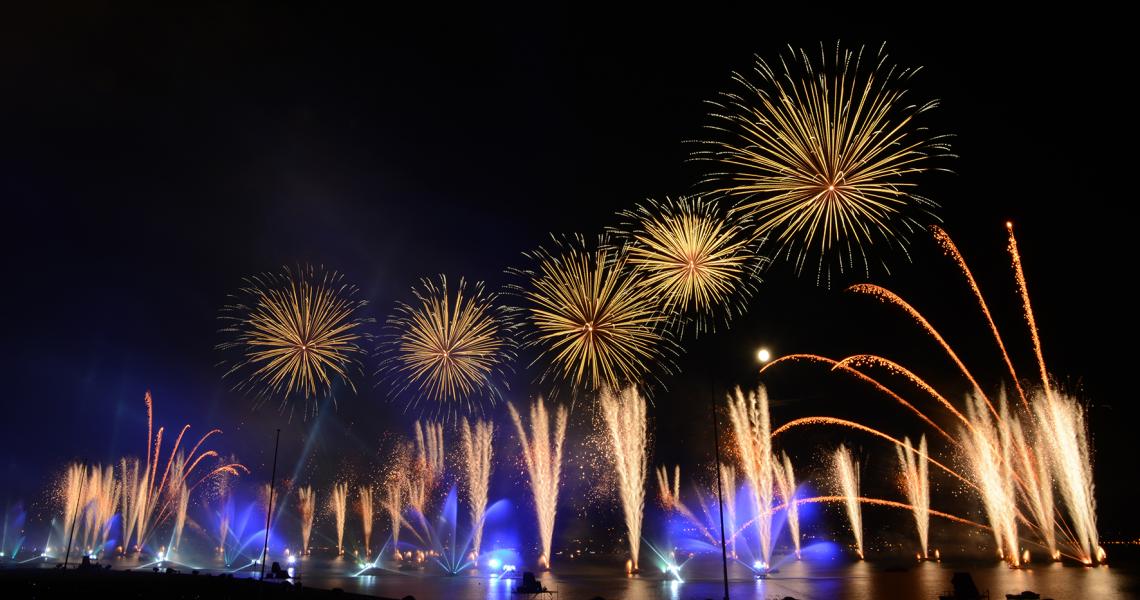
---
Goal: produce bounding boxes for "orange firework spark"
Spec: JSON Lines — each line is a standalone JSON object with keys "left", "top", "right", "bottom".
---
{"left": 932, "top": 225, "right": 1028, "bottom": 408}
{"left": 847, "top": 284, "right": 998, "bottom": 419}
{"left": 772, "top": 416, "right": 974, "bottom": 489}
{"left": 1007, "top": 222, "right": 1051, "bottom": 397}
{"left": 761, "top": 353, "right": 955, "bottom": 443}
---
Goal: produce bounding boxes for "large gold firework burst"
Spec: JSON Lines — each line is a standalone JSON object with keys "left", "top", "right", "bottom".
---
{"left": 613, "top": 196, "right": 766, "bottom": 336}
{"left": 509, "top": 234, "right": 672, "bottom": 392}
{"left": 381, "top": 274, "right": 514, "bottom": 418}
{"left": 218, "top": 264, "right": 371, "bottom": 417}
{"left": 696, "top": 42, "right": 951, "bottom": 281}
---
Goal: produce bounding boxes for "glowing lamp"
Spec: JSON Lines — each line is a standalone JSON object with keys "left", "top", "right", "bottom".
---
{"left": 757, "top": 348, "right": 771, "bottom": 363}
{"left": 487, "top": 557, "right": 502, "bottom": 570}
{"left": 287, "top": 555, "right": 296, "bottom": 565}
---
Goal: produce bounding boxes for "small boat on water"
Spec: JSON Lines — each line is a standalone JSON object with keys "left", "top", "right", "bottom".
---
{"left": 1005, "top": 592, "right": 1044, "bottom": 600}
{"left": 513, "top": 571, "right": 555, "bottom": 597}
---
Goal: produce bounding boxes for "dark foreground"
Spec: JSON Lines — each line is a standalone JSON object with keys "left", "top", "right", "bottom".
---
{"left": 0, "top": 568, "right": 399, "bottom": 600}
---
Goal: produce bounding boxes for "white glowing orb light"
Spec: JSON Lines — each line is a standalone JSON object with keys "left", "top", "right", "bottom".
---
{"left": 287, "top": 555, "right": 297, "bottom": 565}
{"left": 487, "top": 557, "right": 502, "bottom": 570}
{"left": 757, "top": 348, "right": 771, "bottom": 363}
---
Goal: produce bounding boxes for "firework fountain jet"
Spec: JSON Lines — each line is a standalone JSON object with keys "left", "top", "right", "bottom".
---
{"left": 330, "top": 483, "right": 347, "bottom": 555}
{"left": 298, "top": 486, "right": 316, "bottom": 555}
{"left": 896, "top": 435, "right": 930, "bottom": 558}
{"left": 508, "top": 397, "right": 567, "bottom": 569}
{"left": 727, "top": 385, "right": 775, "bottom": 568}
{"left": 1035, "top": 391, "right": 1099, "bottom": 563}
{"left": 656, "top": 465, "right": 717, "bottom": 545}
{"left": 773, "top": 452, "right": 800, "bottom": 559}
{"left": 600, "top": 386, "right": 648, "bottom": 572}
{"left": 834, "top": 444, "right": 864, "bottom": 559}
{"left": 1010, "top": 415, "right": 1055, "bottom": 559}
{"left": 358, "top": 487, "right": 374, "bottom": 559}
{"left": 460, "top": 418, "right": 494, "bottom": 559}
{"left": 961, "top": 393, "right": 1019, "bottom": 565}
{"left": 408, "top": 421, "right": 445, "bottom": 539}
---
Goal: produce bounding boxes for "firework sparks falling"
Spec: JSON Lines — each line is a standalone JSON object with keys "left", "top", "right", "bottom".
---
{"left": 509, "top": 234, "right": 672, "bottom": 392}
{"left": 697, "top": 42, "right": 950, "bottom": 281}
{"left": 298, "top": 486, "right": 316, "bottom": 555}
{"left": 460, "top": 418, "right": 494, "bottom": 557}
{"left": 896, "top": 435, "right": 930, "bottom": 558}
{"left": 600, "top": 386, "right": 648, "bottom": 570}
{"left": 329, "top": 483, "right": 347, "bottom": 555}
{"left": 773, "top": 452, "right": 801, "bottom": 558}
{"left": 218, "top": 264, "right": 372, "bottom": 418}
{"left": 507, "top": 397, "right": 567, "bottom": 567}
{"left": 726, "top": 385, "right": 775, "bottom": 567}
{"left": 381, "top": 275, "right": 514, "bottom": 419}
{"left": 613, "top": 196, "right": 766, "bottom": 336}
{"left": 833, "top": 444, "right": 864, "bottom": 558}
{"left": 358, "top": 486, "right": 374, "bottom": 558}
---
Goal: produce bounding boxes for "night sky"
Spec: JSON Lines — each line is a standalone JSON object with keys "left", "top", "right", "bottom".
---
{"left": 3, "top": 5, "right": 1134, "bottom": 543}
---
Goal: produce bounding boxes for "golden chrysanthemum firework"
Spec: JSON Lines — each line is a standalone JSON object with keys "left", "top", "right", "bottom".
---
{"left": 612, "top": 196, "right": 767, "bottom": 336}
{"left": 696, "top": 42, "right": 952, "bottom": 282}
{"left": 380, "top": 274, "right": 514, "bottom": 418}
{"left": 509, "top": 234, "right": 673, "bottom": 392}
{"left": 217, "top": 264, "right": 372, "bottom": 418}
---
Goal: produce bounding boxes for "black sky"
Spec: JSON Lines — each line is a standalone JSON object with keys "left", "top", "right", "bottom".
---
{"left": 2, "top": 5, "right": 1134, "bottom": 540}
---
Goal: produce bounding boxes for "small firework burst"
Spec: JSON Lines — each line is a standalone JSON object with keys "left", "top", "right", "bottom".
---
{"left": 611, "top": 196, "right": 766, "bottom": 336}
{"left": 380, "top": 274, "right": 514, "bottom": 419}
{"left": 508, "top": 234, "right": 674, "bottom": 393}
{"left": 695, "top": 42, "right": 952, "bottom": 283}
{"left": 217, "top": 264, "right": 372, "bottom": 418}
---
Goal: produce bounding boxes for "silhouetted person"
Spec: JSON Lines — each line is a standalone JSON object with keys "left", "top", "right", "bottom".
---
{"left": 270, "top": 561, "right": 285, "bottom": 579}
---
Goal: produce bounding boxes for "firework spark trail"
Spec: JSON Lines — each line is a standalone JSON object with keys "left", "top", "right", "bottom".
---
{"left": 358, "top": 487, "right": 374, "bottom": 558}
{"left": 896, "top": 435, "right": 930, "bottom": 558}
{"left": 507, "top": 397, "right": 567, "bottom": 567}
{"left": 847, "top": 284, "right": 998, "bottom": 419}
{"left": 1009, "top": 417, "right": 1056, "bottom": 559}
{"left": 657, "top": 465, "right": 718, "bottom": 546}
{"left": 1035, "top": 391, "right": 1098, "bottom": 562}
{"left": 382, "top": 275, "right": 514, "bottom": 418}
{"left": 298, "top": 486, "right": 316, "bottom": 555}
{"left": 773, "top": 452, "right": 801, "bottom": 558}
{"left": 961, "top": 393, "right": 1019, "bottom": 565}
{"left": 119, "top": 393, "right": 245, "bottom": 553}
{"left": 460, "top": 418, "right": 494, "bottom": 557}
{"left": 601, "top": 386, "right": 649, "bottom": 570}
{"left": 1006, "top": 223, "right": 1050, "bottom": 396}
{"left": 218, "top": 264, "right": 372, "bottom": 418}
{"left": 932, "top": 225, "right": 1027, "bottom": 408}
{"left": 510, "top": 234, "right": 672, "bottom": 391}
{"left": 330, "top": 483, "right": 347, "bottom": 555}
{"left": 726, "top": 385, "right": 775, "bottom": 566}
{"left": 697, "top": 42, "right": 950, "bottom": 281}
{"left": 772, "top": 496, "right": 987, "bottom": 531}
{"left": 761, "top": 352, "right": 956, "bottom": 443}
{"left": 613, "top": 196, "right": 765, "bottom": 336}
{"left": 834, "top": 355, "right": 971, "bottom": 432}
{"left": 833, "top": 445, "right": 864, "bottom": 558}
{"left": 772, "top": 416, "right": 974, "bottom": 489}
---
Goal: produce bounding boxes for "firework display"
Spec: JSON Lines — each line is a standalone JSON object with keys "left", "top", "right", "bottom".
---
{"left": 612, "top": 196, "right": 766, "bottom": 336}
{"left": 509, "top": 234, "right": 673, "bottom": 392}
{"left": 218, "top": 264, "right": 372, "bottom": 418}
{"left": 696, "top": 43, "right": 951, "bottom": 281}
{"left": 381, "top": 275, "right": 515, "bottom": 418}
